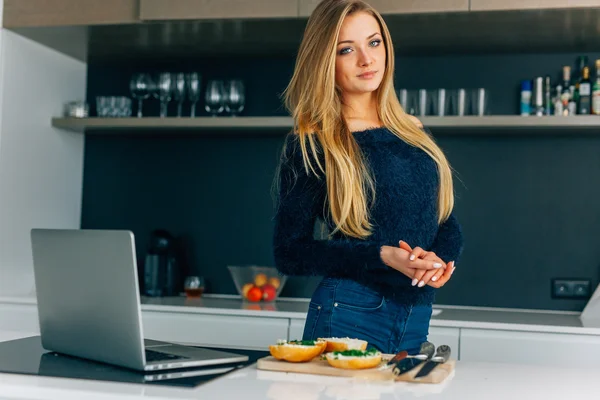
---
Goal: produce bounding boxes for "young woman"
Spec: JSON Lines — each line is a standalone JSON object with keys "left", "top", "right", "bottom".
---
{"left": 272, "top": 0, "right": 463, "bottom": 355}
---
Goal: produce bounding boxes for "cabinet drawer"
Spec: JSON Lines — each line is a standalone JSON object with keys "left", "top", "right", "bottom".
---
{"left": 142, "top": 311, "right": 289, "bottom": 350}
{"left": 461, "top": 328, "right": 600, "bottom": 366}
{"left": 140, "top": 0, "right": 298, "bottom": 20}
{"left": 299, "top": 0, "right": 469, "bottom": 17}
{"left": 0, "top": 303, "right": 40, "bottom": 333}
{"left": 288, "top": 318, "right": 306, "bottom": 340}
{"left": 470, "top": 0, "right": 599, "bottom": 11}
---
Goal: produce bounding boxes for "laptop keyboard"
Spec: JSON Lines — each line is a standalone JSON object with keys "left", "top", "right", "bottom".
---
{"left": 145, "top": 349, "right": 189, "bottom": 362}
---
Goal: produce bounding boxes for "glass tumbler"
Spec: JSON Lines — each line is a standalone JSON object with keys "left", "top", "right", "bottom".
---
{"left": 184, "top": 276, "right": 205, "bottom": 298}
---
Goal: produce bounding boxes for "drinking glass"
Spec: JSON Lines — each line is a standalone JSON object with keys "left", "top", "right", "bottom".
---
{"left": 129, "top": 73, "right": 152, "bottom": 118}
{"left": 446, "top": 89, "right": 468, "bottom": 116}
{"left": 398, "top": 89, "right": 408, "bottom": 110}
{"left": 428, "top": 88, "right": 447, "bottom": 116}
{"left": 154, "top": 73, "right": 173, "bottom": 118}
{"left": 186, "top": 72, "right": 201, "bottom": 117}
{"left": 184, "top": 276, "right": 205, "bottom": 298}
{"left": 471, "top": 88, "right": 489, "bottom": 116}
{"left": 205, "top": 80, "right": 225, "bottom": 116}
{"left": 224, "top": 80, "right": 245, "bottom": 116}
{"left": 418, "top": 89, "right": 427, "bottom": 117}
{"left": 172, "top": 73, "right": 186, "bottom": 117}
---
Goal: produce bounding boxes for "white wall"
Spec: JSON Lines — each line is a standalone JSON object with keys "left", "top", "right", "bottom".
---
{"left": 0, "top": 10, "right": 87, "bottom": 296}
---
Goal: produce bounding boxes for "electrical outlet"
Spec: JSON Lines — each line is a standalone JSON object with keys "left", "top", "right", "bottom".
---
{"left": 551, "top": 278, "right": 592, "bottom": 299}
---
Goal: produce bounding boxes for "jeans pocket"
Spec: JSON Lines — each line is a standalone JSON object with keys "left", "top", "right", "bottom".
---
{"left": 302, "top": 302, "right": 323, "bottom": 340}
{"left": 333, "top": 279, "right": 385, "bottom": 311}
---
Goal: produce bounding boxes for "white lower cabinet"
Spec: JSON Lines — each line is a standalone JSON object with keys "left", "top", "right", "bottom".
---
{"left": 288, "top": 318, "right": 306, "bottom": 340}
{"left": 460, "top": 328, "right": 600, "bottom": 367}
{"left": 141, "top": 311, "right": 289, "bottom": 351}
{"left": 428, "top": 327, "right": 460, "bottom": 358}
{"left": 4, "top": 300, "right": 600, "bottom": 366}
{"left": 0, "top": 303, "right": 39, "bottom": 333}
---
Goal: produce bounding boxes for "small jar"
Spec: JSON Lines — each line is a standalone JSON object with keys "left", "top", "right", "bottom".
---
{"left": 63, "top": 101, "right": 89, "bottom": 118}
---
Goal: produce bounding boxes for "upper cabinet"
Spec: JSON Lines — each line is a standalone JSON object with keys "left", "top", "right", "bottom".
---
{"left": 470, "top": 0, "right": 600, "bottom": 11}
{"left": 299, "top": 0, "right": 469, "bottom": 17}
{"left": 2, "top": 0, "right": 139, "bottom": 28}
{"left": 139, "top": 0, "right": 298, "bottom": 20}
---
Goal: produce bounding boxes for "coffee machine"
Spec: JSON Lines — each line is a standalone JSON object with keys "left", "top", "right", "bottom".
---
{"left": 142, "top": 229, "right": 181, "bottom": 297}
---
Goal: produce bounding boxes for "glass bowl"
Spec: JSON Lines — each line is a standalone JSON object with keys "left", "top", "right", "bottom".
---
{"left": 227, "top": 265, "right": 287, "bottom": 303}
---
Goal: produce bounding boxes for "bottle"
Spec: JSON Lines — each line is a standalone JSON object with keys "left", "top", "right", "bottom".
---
{"left": 592, "top": 59, "right": 600, "bottom": 115}
{"left": 544, "top": 76, "right": 552, "bottom": 115}
{"left": 578, "top": 66, "right": 592, "bottom": 114}
{"left": 520, "top": 80, "right": 532, "bottom": 116}
{"left": 561, "top": 66, "right": 572, "bottom": 115}
{"left": 533, "top": 77, "right": 544, "bottom": 116}
{"left": 554, "top": 85, "right": 564, "bottom": 116}
{"left": 569, "top": 85, "right": 578, "bottom": 116}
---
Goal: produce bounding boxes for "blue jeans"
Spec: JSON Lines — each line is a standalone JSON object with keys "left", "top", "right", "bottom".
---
{"left": 302, "top": 277, "right": 432, "bottom": 355}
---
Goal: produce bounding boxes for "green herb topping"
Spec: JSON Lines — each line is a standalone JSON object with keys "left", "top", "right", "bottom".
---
{"left": 287, "top": 340, "right": 317, "bottom": 346}
{"left": 332, "top": 348, "right": 379, "bottom": 357}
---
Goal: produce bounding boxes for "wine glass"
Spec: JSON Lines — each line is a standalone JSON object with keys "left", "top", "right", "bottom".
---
{"left": 172, "top": 73, "right": 186, "bottom": 117}
{"left": 224, "top": 80, "right": 245, "bottom": 116}
{"left": 186, "top": 73, "right": 201, "bottom": 117}
{"left": 129, "top": 73, "right": 152, "bottom": 118}
{"left": 205, "top": 80, "right": 225, "bottom": 116}
{"left": 154, "top": 72, "right": 173, "bottom": 118}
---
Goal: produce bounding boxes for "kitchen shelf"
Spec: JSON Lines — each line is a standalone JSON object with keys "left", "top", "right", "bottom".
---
{"left": 52, "top": 116, "right": 600, "bottom": 134}
{"left": 51, "top": 116, "right": 294, "bottom": 133}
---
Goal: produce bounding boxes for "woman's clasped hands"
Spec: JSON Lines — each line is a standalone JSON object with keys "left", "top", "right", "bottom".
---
{"left": 380, "top": 241, "right": 456, "bottom": 288}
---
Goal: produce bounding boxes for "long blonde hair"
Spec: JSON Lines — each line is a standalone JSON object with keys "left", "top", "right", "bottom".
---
{"left": 281, "top": 0, "right": 454, "bottom": 239}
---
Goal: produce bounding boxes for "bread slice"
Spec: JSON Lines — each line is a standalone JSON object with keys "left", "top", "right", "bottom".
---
{"left": 325, "top": 349, "right": 382, "bottom": 370}
{"left": 269, "top": 339, "right": 327, "bottom": 363}
{"left": 318, "top": 337, "right": 368, "bottom": 352}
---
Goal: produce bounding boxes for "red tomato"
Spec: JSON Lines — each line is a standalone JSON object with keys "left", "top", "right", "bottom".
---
{"left": 246, "top": 286, "right": 263, "bottom": 302}
{"left": 262, "top": 284, "right": 277, "bottom": 302}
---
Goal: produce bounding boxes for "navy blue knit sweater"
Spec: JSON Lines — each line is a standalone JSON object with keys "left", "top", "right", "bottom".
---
{"left": 273, "top": 126, "right": 463, "bottom": 305}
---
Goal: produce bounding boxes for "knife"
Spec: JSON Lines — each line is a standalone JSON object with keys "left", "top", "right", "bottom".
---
{"left": 392, "top": 341, "right": 435, "bottom": 376}
{"left": 414, "top": 345, "right": 451, "bottom": 379}
{"left": 378, "top": 350, "right": 408, "bottom": 371}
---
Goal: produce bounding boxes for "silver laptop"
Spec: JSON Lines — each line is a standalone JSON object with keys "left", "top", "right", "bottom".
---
{"left": 30, "top": 228, "right": 249, "bottom": 372}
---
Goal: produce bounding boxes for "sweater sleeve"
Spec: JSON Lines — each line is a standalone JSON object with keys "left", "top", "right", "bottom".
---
{"left": 272, "top": 134, "right": 389, "bottom": 278}
{"left": 429, "top": 212, "right": 464, "bottom": 265}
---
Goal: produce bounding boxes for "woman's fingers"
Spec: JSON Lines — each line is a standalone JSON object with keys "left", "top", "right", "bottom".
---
{"left": 412, "top": 269, "right": 427, "bottom": 287}
{"left": 415, "top": 268, "right": 439, "bottom": 287}
{"left": 421, "top": 253, "right": 447, "bottom": 279}
{"left": 428, "top": 261, "right": 456, "bottom": 288}
{"left": 414, "top": 255, "right": 447, "bottom": 287}
{"left": 411, "top": 257, "right": 444, "bottom": 270}
{"left": 429, "top": 266, "right": 446, "bottom": 283}
{"left": 408, "top": 246, "right": 427, "bottom": 261}
{"left": 399, "top": 243, "right": 443, "bottom": 269}
{"left": 398, "top": 240, "right": 412, "bottom": 252}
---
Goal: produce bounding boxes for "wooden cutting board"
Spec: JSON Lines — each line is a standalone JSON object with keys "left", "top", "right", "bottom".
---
{"left": 256, "top": 354, "right": 455, "bottom": 384}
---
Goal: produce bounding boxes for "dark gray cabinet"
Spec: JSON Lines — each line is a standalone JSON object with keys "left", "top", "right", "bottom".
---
{"left": 139, "top": 0, "right": 299, "bottom": 20}
{"left": 2, "top": 0, "right": 139, "bottom": 28}
{"left": 470, "top": 0, "right": 600, "bottom": 11}
{"left": 299, "top": 0, "right": 469, "bottom": 17}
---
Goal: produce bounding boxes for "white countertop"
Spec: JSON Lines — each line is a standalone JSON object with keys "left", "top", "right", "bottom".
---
{"left": 3, "top": 294, "right": 600, "bottom": 335}
{"left": 0, "top": 331, "right": 597, "bottom": 400}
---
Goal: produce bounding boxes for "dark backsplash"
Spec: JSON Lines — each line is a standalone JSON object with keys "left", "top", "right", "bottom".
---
{"left": 81, "top": 51, "right": 600, "bottom": 311}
